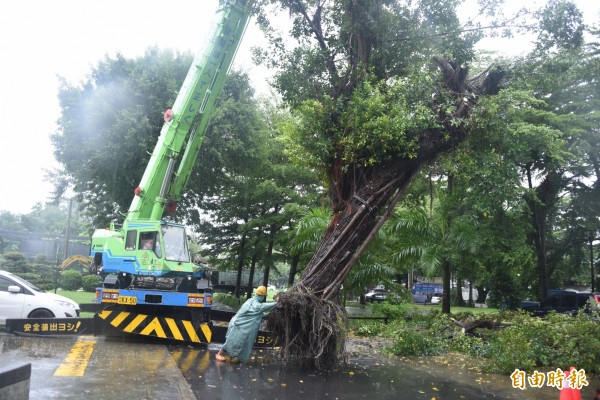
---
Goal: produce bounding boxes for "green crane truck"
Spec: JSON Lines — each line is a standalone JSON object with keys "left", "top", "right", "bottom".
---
{"left": 91, "top": 0, "right": 254, "bottom": 344}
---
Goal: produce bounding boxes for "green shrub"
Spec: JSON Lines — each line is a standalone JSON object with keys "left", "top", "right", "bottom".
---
{"left": 449, "top": 333, "right": 488, "bottom": 357}
{"left": 213, "top": 293, "right": 243, "bottom": 311}
{"left": 388, "top": 329, "right": 447, "bottom": 356}
{"left": 372, "top": 302, "right": 410, "bottom": 320}
{"left": 82, "top": 274, "right": 102, "bottom": 292}
{"left": 353, "top": 321, "right": 385, "bottom": 336}
{"left": 482, "top": 311, "right": 600, "bottom": 374}
{"left": 60, "top": 270, "right": 83, "bottom": 291}
{"left": 18, "top": 271, "right": 55, "bottom": 291}
{"left": 483, "top": 324, "right": 538, "bottom": 374}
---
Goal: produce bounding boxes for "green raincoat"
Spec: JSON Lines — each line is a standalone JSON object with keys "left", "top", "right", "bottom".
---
{"left": 222, "top": 294, "right": 277, "bottom": 361}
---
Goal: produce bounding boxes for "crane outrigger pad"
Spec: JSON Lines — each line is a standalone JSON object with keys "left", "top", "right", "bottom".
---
{"left": 95, "top": 309, "right": 211, "bottom": 344}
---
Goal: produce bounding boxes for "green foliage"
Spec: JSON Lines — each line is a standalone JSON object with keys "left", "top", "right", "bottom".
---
{"left": 353, "top": 321, "right": 385, "bottom": 337}
{"left": 388, "top": 329, "right": 447, "bottom": 356}
{"left": 483, "top": 312, "right": 600, "bottom": 374}
{"left": 60, "top": 270, "right": 83, "bottom": 291}
{"left": 372, "top": 301, "right": 411, "bottom": 320}
{"left": 82, "top": 275, "right": 102, "bottom": 292}
{"left": 536, "top": 0, "right": 584, "bottom": 51}
{"left": 52, "top": 48, "right": 194, "bottom": 223}
{"left": 0, "top": 252, "right": 30, "bottom": 273}
{"left": 0, "top": 253, "right": 57, "bottom": 290}
{"left": 448, "top": 333, "right": 486, "bottom": 358}
{"left": 338, "top": 78, "right": 438, "bottom": 167}
{"left": 356, "top": 305, "right": 600, "bottom": 374}
{"left": 281, "top": 77, "right": 440, "bottom": 170}
{"left": 213, "top": 293, "right": 243, "bottom": 311}
{"left": 18, "top": 270, "right": 55, "bottom": 291}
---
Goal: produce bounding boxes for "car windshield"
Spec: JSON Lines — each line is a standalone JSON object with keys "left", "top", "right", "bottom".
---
{"left": 6, "top": 272, "right": 44, "bottom": 292}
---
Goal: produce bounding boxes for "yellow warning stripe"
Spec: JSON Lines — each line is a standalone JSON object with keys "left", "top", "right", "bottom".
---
{"left": 139, "top": 317, "right": 166, "bottom": 338}
{"left": 123, "top": 314, "right": 147, "bottom": 333}
{"left": 165, "top": 318, "right": 184, "bottom": 341}
{"left": 110, "top": 311, "right": 130, "bottom": 327}
{"left": 54, "top": 337, "right": 96, "bottom": 377}
{"left": 200, "top": 323, "right": 212, "bottom": 343}
{"left": 97, "top": 310, "right": 211, "bottom": 343}
{"left": 182, "top": 320, "right": 200, "bottom": 343}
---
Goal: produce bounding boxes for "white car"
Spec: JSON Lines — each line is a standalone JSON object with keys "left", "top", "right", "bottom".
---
{"left": 0, "top": 270, "right": 80, "bottom": 324}
{"left": 365, "top": 288, "right": 388, "bottom": 303}
{"left": 430, "top": 293, "right": 443, "bottom": 304}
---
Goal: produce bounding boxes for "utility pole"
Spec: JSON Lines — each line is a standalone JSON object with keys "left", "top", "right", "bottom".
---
{"left": 54, "top": 237, "right": 60, "bottom": 294}
{"left": 63, "top": 198, "right": 73, "bottom": 261}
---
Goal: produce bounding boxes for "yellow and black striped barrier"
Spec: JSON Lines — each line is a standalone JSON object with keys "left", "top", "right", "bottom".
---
{"left": 95, "top": 310, "right": 212, "bottom": 344}
{"left": 6, "top": 309, "right": 280, "bottom": 347}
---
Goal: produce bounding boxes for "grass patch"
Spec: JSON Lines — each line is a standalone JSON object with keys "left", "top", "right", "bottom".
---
{"left": 55, "top": 290, "right": 97, "bottom": 318}
{"left": 56, "top": 289, "right": 97, "bottom": 304}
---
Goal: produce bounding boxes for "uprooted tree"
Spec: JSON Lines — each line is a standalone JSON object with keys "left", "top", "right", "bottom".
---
{"left": 253, "top": 0, "right": 515, "bottom": 369}
{"left": 256, "top": 0, "right": 588, "bottom": 368}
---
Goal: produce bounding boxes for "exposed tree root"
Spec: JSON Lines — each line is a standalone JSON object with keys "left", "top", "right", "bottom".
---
{"left": 266, "top": 285, "right": 347, "bottom": 370}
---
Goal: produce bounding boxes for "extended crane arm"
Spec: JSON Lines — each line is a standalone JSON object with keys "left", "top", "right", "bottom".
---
{"left": 127, "top": 0, "right": 254, "bottom": 221}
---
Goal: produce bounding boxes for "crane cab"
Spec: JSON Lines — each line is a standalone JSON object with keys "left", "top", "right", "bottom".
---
{"left": 91, "top": 220, "right": 203, "bottom": 290}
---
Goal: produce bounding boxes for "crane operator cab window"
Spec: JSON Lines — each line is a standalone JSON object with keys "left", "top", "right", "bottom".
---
{"left": 139, "top": 232, "right": 162, "bottom": 258}
{"left": 161, "top": 225, "right": 190, "bottom": 263}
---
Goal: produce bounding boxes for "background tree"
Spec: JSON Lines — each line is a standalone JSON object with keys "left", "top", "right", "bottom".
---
{"left": 52, "top": 48, "right": 194, "bottom": 226}
{"left": 182, "top": 81, "right": 321, "bottom": 298}
{"left": 464, "top": 10, "right": 599, "bottom": 300}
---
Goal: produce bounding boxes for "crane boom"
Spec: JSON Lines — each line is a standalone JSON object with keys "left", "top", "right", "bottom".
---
{"left": 90, "top": 0, "right": 255, "bottom": 345}
{"left": 128, "top": 0, "right": 254, "bottom": 221}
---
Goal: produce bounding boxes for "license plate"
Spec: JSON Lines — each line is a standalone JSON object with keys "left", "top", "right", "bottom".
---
{"left": 117, "top": 296, "right": 137, "bottom": 305}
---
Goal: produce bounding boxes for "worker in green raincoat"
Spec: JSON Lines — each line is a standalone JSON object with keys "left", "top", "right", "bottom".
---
{"left": 216, "top": 285, "right": 278, "bottom": 363}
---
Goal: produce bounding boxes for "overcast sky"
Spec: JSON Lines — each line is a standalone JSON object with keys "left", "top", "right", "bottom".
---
{"left": 0, "top": 0, "right": 597, "bottom": 215}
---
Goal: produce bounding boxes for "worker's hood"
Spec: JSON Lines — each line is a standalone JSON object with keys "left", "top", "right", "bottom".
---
{"left": 254, "top": 294, "right": 266, "bottom": 303}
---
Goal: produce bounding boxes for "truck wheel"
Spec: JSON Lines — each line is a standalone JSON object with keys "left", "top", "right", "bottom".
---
{"left": 116, "top": 273, "right": 132, "bottom": 289}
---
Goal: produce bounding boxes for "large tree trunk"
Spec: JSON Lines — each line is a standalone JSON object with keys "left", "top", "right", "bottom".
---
{"left": 525, "top": 168, "right": 564, "bottom": 300}
{"left": 234, "top": 233, "right": 247, "bottom": 299}
{"left": 442, "top": 260, "right": 452, "bottom": 313}
{"left": 269, "top": 59, "right": 505, "bottom": 369}
{"left": 287, "top": 253, "right": 300, "bottom": 287}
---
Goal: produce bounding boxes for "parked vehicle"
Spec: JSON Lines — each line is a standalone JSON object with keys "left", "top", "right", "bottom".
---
{"left": 365, "top": 288, "right": 388, "bottom": 303}
{"left": 0, "top": 270, "right": 80, "bottom": 324}
{"left": 430, "top": 293, "right": 443, "bottom": 305}
{"left": 521, "top": 290, "right": 597, "bottom": 317}
{"left": 412, "top": 293, "right": 427, "bottom": 303}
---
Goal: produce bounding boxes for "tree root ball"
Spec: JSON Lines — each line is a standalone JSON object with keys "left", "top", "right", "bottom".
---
{"left": 266, "top": 285, "right": 347, "bottom": 370}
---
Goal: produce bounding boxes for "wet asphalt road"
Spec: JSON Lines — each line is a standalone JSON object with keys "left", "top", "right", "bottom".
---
{"left": 1, "top": 332, "right": 596, "bottom": 400}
